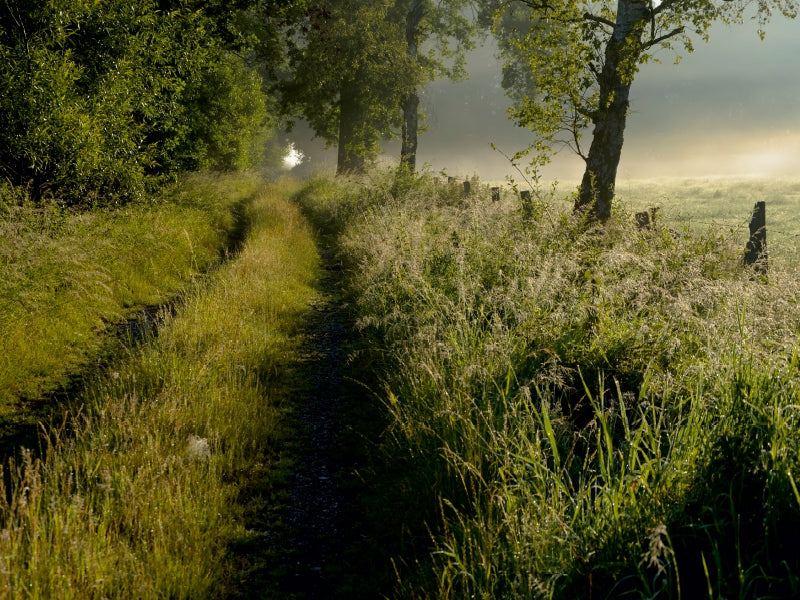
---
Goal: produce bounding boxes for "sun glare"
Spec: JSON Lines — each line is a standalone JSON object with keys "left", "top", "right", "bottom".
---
{"left": 282, "top": 143, "right": 304, "bottom": 169}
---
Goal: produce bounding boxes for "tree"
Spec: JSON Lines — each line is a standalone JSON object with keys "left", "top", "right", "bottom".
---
{"left": 0, "top": 0, "right": 270, "bottom": 205}
{"left": 488, "top": 0, "right": 798, "bottom": 221}
{"left": 399, "top": 0, "right": 478, "bottom": 173}
{"left": 277, "top": 0, "right": 479, "bottom": 176}
{"left": 278, "top": 1, "right": 414, "bottom": 175}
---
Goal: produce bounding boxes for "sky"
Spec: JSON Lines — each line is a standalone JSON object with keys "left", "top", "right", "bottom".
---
{"left": 289, "top": 12, "right": 800, "bottom": 183}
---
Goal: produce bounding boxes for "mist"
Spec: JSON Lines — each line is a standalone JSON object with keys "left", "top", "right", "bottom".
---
{"left": 288, "top": 15, "right": 800, "bottom": 183}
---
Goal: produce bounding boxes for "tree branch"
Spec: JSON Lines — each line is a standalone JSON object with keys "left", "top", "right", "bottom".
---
{"left": 644, "top": 26, "right": 685, "bottom": 48}
{"left": 583, "top": 12, "right": 615, "bottom": 29}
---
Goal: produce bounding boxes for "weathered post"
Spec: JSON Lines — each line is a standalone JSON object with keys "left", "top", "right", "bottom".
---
{"left": 744, "top": 201, "right": 767, "bottom": 274}
{"left": 463, "top": 180, "right": 471, "bottom": 197}
{"left": 635, "top": 207, "right": 659, "bottom": 230}
{"left": 491, "top": 187, "right": 500, "bottom": 202}
{"left": 521, "top": 190, "right": 533, "bottom": 221}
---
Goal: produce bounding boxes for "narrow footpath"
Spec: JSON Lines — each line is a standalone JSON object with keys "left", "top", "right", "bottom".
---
{"left": 277, "top": 298, "right": 353, "bottom": 597}
{"left": 257, "top": 252, "right": 394, "bottom": 600}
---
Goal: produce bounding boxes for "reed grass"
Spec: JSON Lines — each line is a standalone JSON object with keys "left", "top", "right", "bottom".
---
{"left": 0, "top": 178, "right": 319, "bottom": 598}
{"left": 300, "top": 171, "right": 800, "bottom": 598}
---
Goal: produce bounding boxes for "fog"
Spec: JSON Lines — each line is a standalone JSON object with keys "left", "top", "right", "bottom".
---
{"left": 289, "top": 15, "right": 800, "bottom": 183}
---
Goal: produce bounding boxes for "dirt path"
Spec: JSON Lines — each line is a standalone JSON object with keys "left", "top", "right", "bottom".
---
{"left": 253, "top": 251, "right": 395, "bottom": 600}
{"left": 277, "top": 299, "right": 353, "bottom": 597}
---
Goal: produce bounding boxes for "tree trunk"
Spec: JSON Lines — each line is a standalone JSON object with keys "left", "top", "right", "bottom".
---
{"left": 399, "top": 0, "right": 424, "bottom": 173}
{"left": 337, "top": 81, "right": 367, "bottom": 175}
{"left": 575, "top": 0, "right": 649, "bottom": 222}
{"left": 400, "top": 91, "right": 420, "bottom": 172}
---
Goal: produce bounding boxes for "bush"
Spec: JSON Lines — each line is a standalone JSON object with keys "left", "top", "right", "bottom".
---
{"left": 0, "top": 0, "right": 270, "bottom": 206}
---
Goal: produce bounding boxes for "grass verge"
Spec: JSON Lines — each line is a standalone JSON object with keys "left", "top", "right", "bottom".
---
{"left": 0, "top": 172, "right": 261, "bottom": 408}
{"left": 298, "top": 170, "right": 800, "bottom": 599}
{"left": 0, "top": 179, "right": 320, "bottom": 597}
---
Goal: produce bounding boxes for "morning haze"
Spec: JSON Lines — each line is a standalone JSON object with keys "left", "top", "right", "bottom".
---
{"left": 319, "top": 14, "right": 798, "bottom": 182}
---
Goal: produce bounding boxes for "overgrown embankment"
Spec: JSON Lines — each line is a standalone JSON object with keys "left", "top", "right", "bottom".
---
{"left": 0, "top": 177, "right": 320, "bottom": 597}
{"left": 0, "top": 173, "right": 262, "bottom": 409}
{"left": 299, "top": 173, "right": 800, "bottom": 598}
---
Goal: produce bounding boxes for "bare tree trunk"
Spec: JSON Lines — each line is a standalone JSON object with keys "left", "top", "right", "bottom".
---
{"left": 337, "top": 81, "right": 367, "bottom": 175}
{"left": 575, "top": 0, "right": 648, "bottom": 222}
{"left": 399, "top": 0, "right": 424, "bottom": 173}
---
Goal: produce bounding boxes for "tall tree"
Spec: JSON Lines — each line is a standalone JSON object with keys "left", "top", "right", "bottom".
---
{"left": 278, "top": 1, "right": 414, "bottom": 175}
{"left": 278, "top": 0, "right": 479, "bottom": 175}
{"left": 488, "top": 0, "right": 798, "bottom": 221}
{"left": 399, "top": 0, "right": 478, "bottom": 173}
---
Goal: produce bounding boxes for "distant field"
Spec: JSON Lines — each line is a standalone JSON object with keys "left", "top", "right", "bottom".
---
{"left": 614, "top": 178, "right": 800, "bottom": 265}
{"left": 482, "top": 176, "right": 800, "bottom": 266}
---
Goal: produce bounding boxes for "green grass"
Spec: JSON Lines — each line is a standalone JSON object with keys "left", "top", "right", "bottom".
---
{"left": 0, "top": 172, "right": 260, "bottom": 406}
{"left": 297, "top": 171, "right": 800, "bottom": 599}
{"left": 614, "top": 177, "right": 800, "bottom": 265}
{"left": 0, "top": 178, "right": 320, "bottom": 597}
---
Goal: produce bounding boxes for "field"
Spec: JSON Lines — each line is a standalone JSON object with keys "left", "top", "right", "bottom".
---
{"left": 615, "top": 177, "right": 800, "bottom": 263}
{"left": 480, "top": 176, "right": 800, "bottom": 263}
{"left": 3, "top": 170, "right": 800, "bottom": 598}
{"left": 0, "top": 175, "right": 320, "bottom": 597}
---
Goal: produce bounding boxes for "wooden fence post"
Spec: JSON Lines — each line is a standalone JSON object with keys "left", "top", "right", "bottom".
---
{"left": 744, "top": 201, "right": 767, "bottom": 274}
{"left": 521, "top": 190, "right": 533, "bottom": 220}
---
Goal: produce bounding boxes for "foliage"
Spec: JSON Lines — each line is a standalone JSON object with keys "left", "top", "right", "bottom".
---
{"left": 486, "top": 0, "right": 798, "bottom": 219}
{"left": 279, "top": 0, "right": 415, "bottom": 173}
{"left": 0, "top": 0, "right": 271, "bottom": 205}
{"left": 299, "top": 172, "right": 800, "bottom": 598}
{"left": 182, "top": 54, "right": 271, "bottom": 172}
{"left": 278, "top": 0, "right": 481, "bottom": 174}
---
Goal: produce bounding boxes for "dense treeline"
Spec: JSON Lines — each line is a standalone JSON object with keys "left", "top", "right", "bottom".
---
{"left": 0, "top": 0, "right": 481, "bottom": 206}
{"left": 0, "top": 0, "right": 277, "bottom": 205}
{"left": 2, "top": 1, "right": 797, "bottom": 216}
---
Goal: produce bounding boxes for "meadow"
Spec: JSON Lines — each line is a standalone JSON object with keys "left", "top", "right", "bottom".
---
{"left": 298, "top": 172, "right": 800, "bottom": 598}
{"left": 3, "top": 170, "right": 800, "bottom": 598}
{"left": 0, "top": 173, "right": 263, "bottom": 408}
{"left": 617, "top": 177, "right": 800, "bottom": 265}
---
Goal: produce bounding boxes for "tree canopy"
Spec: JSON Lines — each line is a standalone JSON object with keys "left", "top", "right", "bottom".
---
{"left": 488, "top": 0, "right": 798, "bottom": 220}
{"left": 279, "top": 0, "right": 480, "bottom": 175}
{"left": 0, "top": 0, "right": 273, "bottom": 205}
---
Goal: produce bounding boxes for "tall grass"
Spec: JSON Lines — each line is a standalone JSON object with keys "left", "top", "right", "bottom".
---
{"left": 301, "top": 172, "right": 800, "bottom": 598}
{"left": 0, "top": 179, "right": 320, "bottom": 597}
{"left": 0, "top": 172, "right": 260, "bottom": 406}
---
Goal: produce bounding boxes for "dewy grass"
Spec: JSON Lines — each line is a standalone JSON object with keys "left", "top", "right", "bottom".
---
{"left": 0, "top": 172, "right": 261, "bottom": 406}
{"left": 0, "top": 178, "right": 319, "bottom": 598}
{"left": 301, "top": 171, "right": 800, "bottom": 598}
